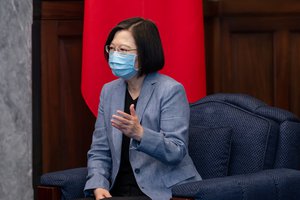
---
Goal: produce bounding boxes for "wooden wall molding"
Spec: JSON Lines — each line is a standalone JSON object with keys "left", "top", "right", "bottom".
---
{"left": 41, "top": 1, "right": 83, "bottom": 20}
{"left": 204, "top": 0, "right": 300, "bottom": 16}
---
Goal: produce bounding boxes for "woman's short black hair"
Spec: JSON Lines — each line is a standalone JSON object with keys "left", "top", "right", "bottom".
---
{"left": 104, "top": 17, "right": 164, "bottom": 75}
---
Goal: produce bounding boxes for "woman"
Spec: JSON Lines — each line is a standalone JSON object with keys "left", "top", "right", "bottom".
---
{"left": 84, "top": 17, "right": 202, "bottom": 200}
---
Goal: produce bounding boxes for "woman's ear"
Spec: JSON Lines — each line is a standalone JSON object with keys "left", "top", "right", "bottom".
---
{"left": 134, "top": 57, "right": 139, "bottom": 70}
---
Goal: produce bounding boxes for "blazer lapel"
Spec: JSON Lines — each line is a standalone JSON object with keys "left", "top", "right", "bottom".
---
{"left": 111, "top": 80, "right": 126, "bottom": 162}
{"left": 136, "top": 73, "right": 157, "bottom": 124}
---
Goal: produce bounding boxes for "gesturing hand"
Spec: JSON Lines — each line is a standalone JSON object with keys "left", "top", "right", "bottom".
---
{"left": 111, "top": 104, "right": 144, "bottom": 141}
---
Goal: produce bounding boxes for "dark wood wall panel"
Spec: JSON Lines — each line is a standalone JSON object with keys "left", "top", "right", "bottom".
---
{"left": 273, "top": 30, "right": 290, "bottom": 111}
{"left": 41, "top": 2, "right": 94, "bottom": 173}
{"left": 228, "top": 33, "right": 274, "bottom": 105}
{"left": 290, "top": 33, "right": 300, "bottom": 117}
{"left": 58, "top": 35, "right": 92, "bottom": 168}
{"left": 204, "top": 0, "right": 300, "bottom": 118}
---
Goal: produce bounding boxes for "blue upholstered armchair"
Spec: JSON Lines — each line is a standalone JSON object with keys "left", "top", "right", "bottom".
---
{"left": 38, "top": 93, "right": 300, "bottom": 200}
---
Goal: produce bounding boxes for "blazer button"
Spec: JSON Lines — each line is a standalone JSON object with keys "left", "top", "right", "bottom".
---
{"left": 134, "top": 168, "right": 140, "bottom": 174}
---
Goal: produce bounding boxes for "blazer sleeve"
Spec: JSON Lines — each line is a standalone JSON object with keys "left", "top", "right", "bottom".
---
{"left": 84, "top": 85, "right": 112, "bottom": 196}
{"left": 132, "top": 83, "right": 190, "bottom": 165}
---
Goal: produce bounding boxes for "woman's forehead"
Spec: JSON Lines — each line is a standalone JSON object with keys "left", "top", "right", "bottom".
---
{"left": 112, "top": 30, "right": 136, "bottom": 46}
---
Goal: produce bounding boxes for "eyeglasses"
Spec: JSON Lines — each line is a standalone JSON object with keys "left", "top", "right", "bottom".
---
{"left": 105, "top": 45, "right": 137, "bottom": 55}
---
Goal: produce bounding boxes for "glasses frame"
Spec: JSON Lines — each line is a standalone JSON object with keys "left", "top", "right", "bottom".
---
{"left": 105, "top": 45, "right": 137, "bottom": 55}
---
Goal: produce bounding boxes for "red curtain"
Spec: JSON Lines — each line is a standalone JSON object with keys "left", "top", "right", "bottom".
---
{"left": 81, "top": 0, "right": 206, "bottom": 116}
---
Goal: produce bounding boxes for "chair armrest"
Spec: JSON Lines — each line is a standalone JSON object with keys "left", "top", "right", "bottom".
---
{"left": 172, "top": 168, "right": 300, "bottom": 200}
{"left": 40, "top": 167, "right": 87, "bottom": 200}
{"left": 37, "top": 186, "right": 61, "bottom": 200}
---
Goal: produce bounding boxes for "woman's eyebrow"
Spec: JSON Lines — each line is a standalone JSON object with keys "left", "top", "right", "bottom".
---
{"left": 110, "top": 42, "right": 134, "bottom": 48}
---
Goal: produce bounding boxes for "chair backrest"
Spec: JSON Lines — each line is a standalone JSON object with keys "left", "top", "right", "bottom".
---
{"left": 188, "top": 93, "right": 300, "bottom": 179}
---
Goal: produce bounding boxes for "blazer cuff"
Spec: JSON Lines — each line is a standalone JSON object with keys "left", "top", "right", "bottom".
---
{"left": 84, "top": 173, "right": 110, "bottom": 196}
{"left": 131, "top": 127, "right": 163, "bottom": 153}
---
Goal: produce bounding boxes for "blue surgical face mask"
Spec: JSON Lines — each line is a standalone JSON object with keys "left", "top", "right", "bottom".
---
{"left": 108, "top": 52, "right": 138, "bottom": 80}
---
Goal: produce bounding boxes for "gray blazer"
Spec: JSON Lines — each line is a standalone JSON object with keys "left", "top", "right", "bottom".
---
{"left": 84, "top": 72, "right": 202, "bottom": 200}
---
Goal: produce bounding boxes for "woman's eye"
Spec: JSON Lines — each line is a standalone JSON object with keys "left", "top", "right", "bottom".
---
{"left": 119, "top": 48, "right": 128, "bottom": 52}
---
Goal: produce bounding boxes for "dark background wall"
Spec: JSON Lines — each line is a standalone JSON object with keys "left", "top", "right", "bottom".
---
{"left": 33, "top": 0, "right": 300, "bottom": 194}
{"left": 204, "top": 0, "right": 300, "bottom": 114}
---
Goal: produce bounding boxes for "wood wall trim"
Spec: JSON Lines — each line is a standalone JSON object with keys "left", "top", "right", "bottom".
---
{"left": 204, "top": 0, "right": 300, "bottom": 16}
{"left": 41, "top": 1, "right": 83, "bottom": 20}
{"left": 204, "top": 0, "right": 221, "bottom": 17}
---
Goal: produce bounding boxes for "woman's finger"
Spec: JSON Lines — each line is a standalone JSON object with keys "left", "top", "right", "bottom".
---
{"left": 116, "top": 110, "right": 132, "bottom": 119}
{"left": 112, "top": 114, "right": 131, "bottom": 125}
{"left": 130, "top": 104, "right": 136, "bottom": 116}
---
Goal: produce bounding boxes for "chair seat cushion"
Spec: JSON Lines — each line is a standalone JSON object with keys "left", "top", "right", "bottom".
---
{"left": 172, "top": 168, "right": 300, "bottom": 200}
{"left": 189, "top": 126, "right": 232, "bottom": 179}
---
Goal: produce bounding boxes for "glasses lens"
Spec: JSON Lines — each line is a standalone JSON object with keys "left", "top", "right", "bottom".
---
{"left": 105, "top": 45, "right": 136, "bottom": 55}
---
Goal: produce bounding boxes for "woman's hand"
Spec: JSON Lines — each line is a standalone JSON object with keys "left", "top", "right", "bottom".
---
{"left": 94, "top": 188, "right": 112, "bottom": 200}
{"left": 111, "top": 104, "right": 144, "bottom": 141}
